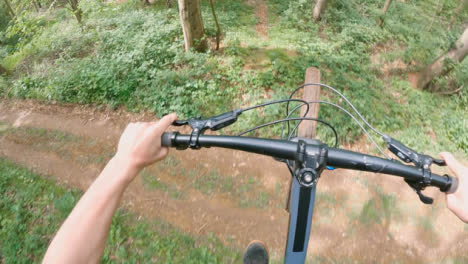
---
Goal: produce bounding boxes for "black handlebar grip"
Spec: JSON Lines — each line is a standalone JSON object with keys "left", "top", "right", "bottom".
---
{"left": 447, "top": 176, "right": 459, "bottom": 194}
{"left": 161, "top": 132, "right": 174, "bottom": 147}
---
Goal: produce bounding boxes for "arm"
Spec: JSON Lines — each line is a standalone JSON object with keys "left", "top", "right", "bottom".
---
{"left": 42, "top": 114, "right": 177, "bottom": 264}
{"left": 441, "top": 152, "right": 468, "bottom": 223}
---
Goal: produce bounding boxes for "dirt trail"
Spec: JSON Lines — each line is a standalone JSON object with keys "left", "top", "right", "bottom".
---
{"left": 1, "top": 99, "right": 467, "bottom": 262}
{"left": 247, "top": 0, "right": 268, "bottom": 40}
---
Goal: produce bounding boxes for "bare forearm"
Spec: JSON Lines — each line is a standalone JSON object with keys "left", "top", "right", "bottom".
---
{"left": 42, "top": 158, "right": 139, "bottom": 264}
{"left": 43, "top": 114, "right": 177, "bottom": 263}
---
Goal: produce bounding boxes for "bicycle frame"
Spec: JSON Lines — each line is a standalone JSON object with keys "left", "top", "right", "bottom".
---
{"left": 161, "top": 132, "right": 457, "bottom": 264}
{"left": 285, "top": 176, "right": 317, "bottom": 263}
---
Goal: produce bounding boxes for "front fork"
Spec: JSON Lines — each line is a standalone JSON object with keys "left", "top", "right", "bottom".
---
{"left": 284, "top": 139, "right": 327, "bottom": 264}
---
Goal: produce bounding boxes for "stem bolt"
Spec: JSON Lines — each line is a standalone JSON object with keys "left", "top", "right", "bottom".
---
{"left": 304, "top": 173, "right": 313, "bottom": 183}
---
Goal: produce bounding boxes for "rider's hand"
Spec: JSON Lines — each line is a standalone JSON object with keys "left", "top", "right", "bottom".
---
{"left": 441, "top": 152, "right": 468, "bottom": 223}
{"left": 114, "top": 113, "right": 177, "bottom": 174}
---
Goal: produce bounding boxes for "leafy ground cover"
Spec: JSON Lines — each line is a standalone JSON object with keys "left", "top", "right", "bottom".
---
{"left": 0, "top": 158, "right": 241, "bottom": 263}
{"left": 0, "top": 0, "right": 466, "bottom": 155}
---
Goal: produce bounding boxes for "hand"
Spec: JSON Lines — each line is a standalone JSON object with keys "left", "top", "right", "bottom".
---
{"left": 114, "top": 113, "right": 177, "bottom": 173}
{"left": 441, "top": 152, "right": 468, "bottom": 223}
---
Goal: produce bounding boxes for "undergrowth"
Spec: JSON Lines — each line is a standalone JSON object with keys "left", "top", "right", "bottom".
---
{"left": 0, "top": 158, "right": 241, "bottom": 263}
{"left": 0, "top": 0, "right": 466, "bottom": 154}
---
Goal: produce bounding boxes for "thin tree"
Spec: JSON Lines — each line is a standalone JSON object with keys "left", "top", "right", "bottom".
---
{"left": 3, "top": 0, "right": 15, "bottom": 17}
{"left": 177, "top": 0, "right": 207, "bottom": 52}
{"left": 208, "top": 0, "right": 221, "bottom": 50}
{"left": 313, "top": 0, "right": 327, "bottom": 21}
{"left": 413, "top": 26, "right": 468, "bottom": 90}
{"left": 378, "top": 0, "right": 393, "bottom": 27}
{"left": 68, "top": 0, "right": 82, "bottom": 24}
{"left": 0, "top": 65, "right": 6, "bottom": 75}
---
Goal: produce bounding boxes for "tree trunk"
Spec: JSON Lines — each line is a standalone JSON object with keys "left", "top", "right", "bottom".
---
{"left": 414, "top": 26, "right": 468, "bottom": 90}
{"left": 448, "top": 0, "right": 467, "bottom": 30}
{"left": 177, "top": 0, "right": 207, "bottom": 52}
{"left": 208, "top": 0, "right": 221, "bottom": 50}
{"left": 3, "top": 0, "right": 15, "bottom": 17}
{"left": 378, "top": 0, "right": 393, "bottom": 27}
{"left": 313, "top": 0, "right": 327, "bottom": 22}
{"left": 0, "top": 65, "right": 6, "bottom": 75}
{"left": 36, "top": 0, "right": 42, "bottom": 8}
{"left": 68, "top": 0, "right": 82, "bottom": 24}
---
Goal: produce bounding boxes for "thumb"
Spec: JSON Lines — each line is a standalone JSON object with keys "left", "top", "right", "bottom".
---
{"left": 158, "top": 113, "right": 178, "bottom": 129}
{"left": 440, "top": 152, "right": 464, "bottom": 176}
{"left": 148, "top": 113, "right": 178, "bottom": 136}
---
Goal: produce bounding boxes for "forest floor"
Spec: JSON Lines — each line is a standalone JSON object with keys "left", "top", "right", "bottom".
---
{"left": 0, "top": 0, "right": 468, "bottom": 263}
{"left": 1, "top": 99, "right": 467, "bottom": 262}
{"left": 248, "top": 0, "right": 269, "bottom": 40}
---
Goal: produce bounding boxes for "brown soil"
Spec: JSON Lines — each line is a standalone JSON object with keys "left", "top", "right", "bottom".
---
{"left": 370, "top": 44, "right": 409, "bottom": 78}
{"left": 408, "top": 72, "right": 420, "bottom": 89}
{"left": 247, "top": 0, "right": 268, "bottom": 40}
{"left": 0, "top": 99, "right": 467, "bottom": 262}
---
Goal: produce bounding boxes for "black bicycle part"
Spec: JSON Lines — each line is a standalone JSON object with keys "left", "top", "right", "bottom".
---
{"left": 383, "top": 135, "right": 449, "bottom": 204}
{"left": 237, "top": 117, "right": 338, "bottom": 148}
{"left": 161, "top": 132, "right": 457, "bottom": 194}
{"left": 171, "top": 99, "right": 313, "bottom": 149}
{"left": 284, "top": 83, "right": 391, "bottom": 159}
{"left": 384, "top": 136, "right": 446, "bottom": 166}
{"left": 172, "top": 110, "right": 242, "bottom": 149}
{"left": 284, "top": 137, "right": 326, "bottom": 262}
{"left": 293, "top": 139, "right": 327, "bottom": 187}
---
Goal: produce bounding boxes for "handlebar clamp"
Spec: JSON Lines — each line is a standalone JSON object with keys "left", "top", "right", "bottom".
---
{"left": 294, "top": 139, "right": 328, "bottom": 188}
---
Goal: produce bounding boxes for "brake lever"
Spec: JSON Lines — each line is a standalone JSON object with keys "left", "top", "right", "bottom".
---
{"left": 383, "top": 135, "right": 448, "bottom": 205}
{"left": 173, "top": 120, "right": 189, "bottom": 126}
{"left": 405, "top": 179, "right": 434, "bottom": 204}
{"left": 417, "top": 190, "right": 434, "bottom": 204}
{"left": 170, "top": 110, "right": 242, "bottom": 149}
{"left": 433, "top": 159, "right": 446, "bottom": 166}
{"left": 383, "top": 135, "right": 445, "bottom": 167}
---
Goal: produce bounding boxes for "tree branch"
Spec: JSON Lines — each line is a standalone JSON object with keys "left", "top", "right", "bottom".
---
{"left": 437, "top": 85, "right": 464, "bottom": 95}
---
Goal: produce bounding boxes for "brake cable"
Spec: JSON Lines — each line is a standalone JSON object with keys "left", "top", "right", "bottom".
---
{"left": 236, "top": 117, "right": 338, "bottom": 147}
{"left": 171, "top": 83, "right": 449, "bottom": 204}
{"left": 284, "top": 100, "right": 389, "bottom": 159}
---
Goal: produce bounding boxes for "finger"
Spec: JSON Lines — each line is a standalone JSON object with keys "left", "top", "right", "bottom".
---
{"left": 159, "top": 113, "right": 178, "bottom": 128}
{"left": 446, "top": 194, "right": 466, "bottom": 221}
{"left": 440, "top": 152, "right": 464, "bottom": 176}
{"left": 148, "top": 113, "right": 178, "bottom": 135}
{"left": 446, "top": 193, "right": 458, "bottom": 209}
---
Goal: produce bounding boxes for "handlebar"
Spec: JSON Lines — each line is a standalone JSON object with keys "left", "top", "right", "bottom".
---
{"left": 161, "top": 132, "right": 458, "bottom": 194}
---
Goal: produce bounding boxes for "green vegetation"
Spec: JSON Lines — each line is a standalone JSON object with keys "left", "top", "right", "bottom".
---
{"left": 2, "top": 125, "right": 115, "bottom": 164}
{"left": 152, "top": 154, "right": 273, "bottom": 208}
{"left": 141, "top": 168, "right": 184, "bottom": 199}
{"left": 0, "top": 0, "right": 466, "bottom": 155}
{"left": 193, "top": 169, "right": 271, "bottom": 208}
{"left": 0, "top": 158, "right": 241, "bottom": 263}
{"left": 315, "top": 191, "right": 347, "bottom": 224}
{"left": 1, "top": 2, "right": 466, "bottom": 261}
{"left": 1, "top": 1, "right": 466, "bottom": 261}
{"left": 359, "top": 185, "right": 397, "bottom": 226}
{"left": 1, "top": 123, "right": 274, "bottom": 208}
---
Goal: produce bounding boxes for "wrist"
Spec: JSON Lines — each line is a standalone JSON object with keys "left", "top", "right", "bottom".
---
{"left": 107, "top": 156, "right": 141, "bottom": 185}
